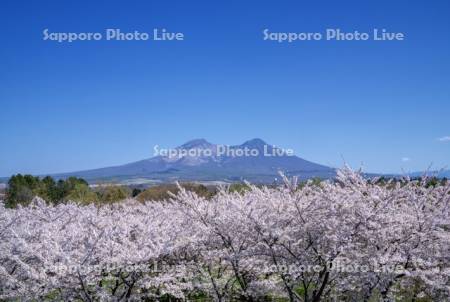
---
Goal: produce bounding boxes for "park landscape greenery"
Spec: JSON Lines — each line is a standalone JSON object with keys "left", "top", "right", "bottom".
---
{"left": 3, "top": 173, "right": 218, "bottom": 208}
{"left": 3, "top": 173, "right": 447, "bottom": 209}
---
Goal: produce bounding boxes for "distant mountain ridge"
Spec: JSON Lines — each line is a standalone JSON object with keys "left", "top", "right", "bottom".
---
{"left": 408, "top": 169, "right": 450, "bottom": 179}
{"left": 0, "top": 139, "right": 448, "bottom": 184}
{"left": 50, "top": 138, "right": 336, "bottom": 183}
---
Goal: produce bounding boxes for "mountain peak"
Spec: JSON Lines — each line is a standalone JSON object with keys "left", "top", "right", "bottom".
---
{"left": 50, "top": 137, "right": 335, "bottom": 183}
{"left": 240, "top": 138, "right": 268, "bottom": 147}
{"left": 178, "top": 138, "right": 213, "bottom": 149}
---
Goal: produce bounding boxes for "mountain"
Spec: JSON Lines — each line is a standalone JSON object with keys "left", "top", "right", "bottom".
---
{"left": 408, "top": 169, "right": 450, "bottom": 179}
{"left": 51, "top": 138, "right": 336, "bottom": 184}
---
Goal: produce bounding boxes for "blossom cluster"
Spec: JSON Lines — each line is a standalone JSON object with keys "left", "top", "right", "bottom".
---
{"left": 1, "top": 169, "right": 449, "bottom": 301}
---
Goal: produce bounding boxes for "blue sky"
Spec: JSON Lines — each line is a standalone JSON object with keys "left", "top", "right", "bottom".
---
{"left": 0, "top": 0, "right": 449, "bottom": 176}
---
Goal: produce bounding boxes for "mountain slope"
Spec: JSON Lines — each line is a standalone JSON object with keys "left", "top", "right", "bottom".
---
{"left": 53, "top": 138, "right": 336, "bottom": 183}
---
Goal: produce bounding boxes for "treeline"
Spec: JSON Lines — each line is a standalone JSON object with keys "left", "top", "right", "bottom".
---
{"left": 3, "top": 174, "right": 217, "bottom": 208}
{"left": 4, "top": 174, "right": 135, "bottom": 208}
{"left": 3, "top": 173, "right": 447, "bottom": 208}
{"left": 372, "top": 176, "right": 448, "bottom": 188}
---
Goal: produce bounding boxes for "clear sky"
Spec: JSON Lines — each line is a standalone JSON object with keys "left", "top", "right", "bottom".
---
{"left": 0, "top": 0, "right": 449, "bottom": 176}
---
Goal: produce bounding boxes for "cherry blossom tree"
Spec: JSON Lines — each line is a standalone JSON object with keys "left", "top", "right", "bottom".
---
{"left": 1, "top": 168, "right": 449, "bottom": 301}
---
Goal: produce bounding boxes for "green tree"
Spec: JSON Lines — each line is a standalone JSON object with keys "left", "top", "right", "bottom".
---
{"left": 132, "top": 188, "right": 142, "bottom": 197}
{"left": 36, "top": 176, "right": 58, "bottom": 202}
{"left": 136, "top": 183, "right": 213, "bottom": 202}
{"left": 229, "top": 183, "right": 251, "bottom": 194}
{"left": 97, "top": 185, "right": 131, "bottom": 203}
{"left": 6, "top": 174, "right": 40, "bottom": 207}
{"left": 55, "top": 177, "right": 89, "bottom": 202}
{"left": 5, "top": 174, "right": 94, "bottom": 207}
{"left": 66, "top": 183, "right": 98, "bottom": 204}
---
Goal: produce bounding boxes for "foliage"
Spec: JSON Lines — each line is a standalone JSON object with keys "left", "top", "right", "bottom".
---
{"left": 136, "top": 183, "right": 213, "bottom": 201}
{"left": 297, "top": 177, "right": 323, "bottom": 189}
{"left": 65, "top": 183, "right": 98, "bottom": 204}
{"left": 228, "top": 183, "right": 251, "bottom": 194}
{"left": 131, "top": 188, "right": 143, "bottom": 197}
{"left": 5, "top": 174, "right": 40, "bottom": 207}
{"left": 95, "top": 185, "right": 131, "bottom": 203}
{"left": 0, "top": 169, "right": 449, "bottom": 301}
{"left": 5, "top": 175, "right": 89, "bottom": 207}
